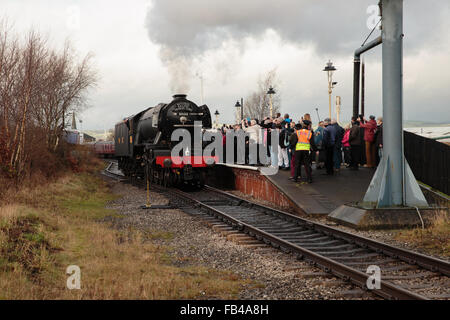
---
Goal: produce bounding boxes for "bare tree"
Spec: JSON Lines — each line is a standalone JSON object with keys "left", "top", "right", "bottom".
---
{"left": 10, "top": 31, "right": 49, "bottom": 176}
{"left": 0, "top": 21, "right": 16, "bottom": 176}
{"left": 31, "top": 42, "right": 97, "bottom": 151}
{"left": 0, "top": 28, "right": 46, "bottom": 177}
{"left": 243, "top": 68, "right": 281, "bottom": 120}
{"left": 0, "top": 20, "right": 97, "bottom": 180}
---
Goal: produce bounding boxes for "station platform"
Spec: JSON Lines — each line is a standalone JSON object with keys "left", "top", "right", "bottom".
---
{"left": 209, "top": 163, "right": 374, "bottom": 216}
{"left": 266, "top": 166, "right": 374, "bottom": 215}
{"left": 209, "top": 163, "right": 448, "bottom": 221}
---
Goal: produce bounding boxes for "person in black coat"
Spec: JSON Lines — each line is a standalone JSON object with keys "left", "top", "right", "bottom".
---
{"left": 349, "top": 117, "right": 362, "bottom": 170}
{"left": 374, "top": 117, "right": 383, "bottom": 166}
{"left": 322, "top": 118, "right": 336, "bottom": 175}
{"left": 357, "top": 115, "right": 366, "bottom": 166}
{"left": 331, "top": 119, "right": 345, "bottom": 172}
{"left": 278, "top": 123, "right": 290, "bottom": 169}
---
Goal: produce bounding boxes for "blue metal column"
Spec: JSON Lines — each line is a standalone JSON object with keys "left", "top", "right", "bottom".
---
{"left": 363, "top": 0, "right": 428, "bottom": 208}
{"left": 383, "top": 0, "right": 403, "bottom": 205}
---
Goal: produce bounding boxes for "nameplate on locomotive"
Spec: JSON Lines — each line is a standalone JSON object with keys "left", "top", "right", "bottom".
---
{"left": 173, "top": 102, "right": 193, "bottom": 112}
{"left": 177, "top": 112, "right": 204, "bottom": 116}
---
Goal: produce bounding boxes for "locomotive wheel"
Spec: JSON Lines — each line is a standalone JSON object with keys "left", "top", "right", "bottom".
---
{"left": 162, "top": 169, "right": 167, "bottom": 187}
{"left": 198, "top": 179, "right": 205, "bottom": 189}
{"left": 162, "top": 169, "right": 169, "bottom": 188}
{"left": 158, "top": 168, "right": 163, "bottom": 186}
{"left": 155, "top": 169, "right": 160, "bottom": 185}
{"left": 198, "top": 171, "right": 205, "bottom": 188}
{"left": 170, "top": 170, "right": 177, "bottom": 187}
{"left": 172, "top": 171, "right": 180, "bottom": 187}
{"left": 163, "top": 169, "right": 171, "bottom": 187}
{"left": 151, "top": 167, "right": 157, "bottom": 184}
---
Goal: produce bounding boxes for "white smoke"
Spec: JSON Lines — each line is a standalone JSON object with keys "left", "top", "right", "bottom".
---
{"left": 145, "top": 0, "right": 448, "bottom": 92}
{"left": 160, "top": 47, "right": 191, "bottom": 93}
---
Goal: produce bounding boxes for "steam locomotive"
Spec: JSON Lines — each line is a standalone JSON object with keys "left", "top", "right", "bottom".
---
{"left": 114, "top": 94, "right": 214, "bottom": 187}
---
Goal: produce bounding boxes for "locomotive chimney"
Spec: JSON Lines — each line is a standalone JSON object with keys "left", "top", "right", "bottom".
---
{"left": 172, "top": 94, "right": 187, "bottom": 100}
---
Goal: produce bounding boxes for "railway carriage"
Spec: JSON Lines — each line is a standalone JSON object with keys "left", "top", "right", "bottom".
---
{"left": 93, "top": 141, "right": 115, "bottom": 157}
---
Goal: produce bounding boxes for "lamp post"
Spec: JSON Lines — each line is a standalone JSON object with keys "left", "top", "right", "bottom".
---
{"left": 214, "top": 110, "right": 220, "bottom": 129}
{"left": 323, "top": 60, "right": 337, "bottom": 119}
{"left": 266, "top": 86, "right": 276, "bottom": 118}
{"left": 235, "top": 99, "right": 243, "bottom": 123}
{"left": 335, "top": 96, "right": 341, "bottom": 124}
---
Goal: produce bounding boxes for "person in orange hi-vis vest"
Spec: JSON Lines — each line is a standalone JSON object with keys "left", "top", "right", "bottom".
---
{"left": 290, "top": 121, "right": 316, "bottom": 183}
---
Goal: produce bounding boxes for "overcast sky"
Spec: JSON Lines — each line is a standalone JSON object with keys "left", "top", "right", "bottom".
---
{"left": 2, "top": 0, "right": 450, "bottom": 130}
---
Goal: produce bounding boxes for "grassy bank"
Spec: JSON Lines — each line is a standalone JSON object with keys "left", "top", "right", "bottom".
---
{"left": 0, "top": 167, "right": 244, "bottom": 299}
{"left": 394, "top": 210, "right": 450, "bottom": 258}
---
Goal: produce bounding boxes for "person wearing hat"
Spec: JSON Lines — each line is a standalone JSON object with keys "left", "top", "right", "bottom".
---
{"left": 322, "top": 118, "right": 337, "bottom": 175}
{"left": 360, "top": 115, "right": 377, "bottom": 168}
{"left": 330, "top": 118, "right": 345, "bottom": 173}
{"left": 289, "top": 120, "right": 315, "bottom": 183}
{"left": 314, "top": 121, "right": 325, "bottom": 169}
{"left": 349, "top": 116, "right": 362, "bottom": 170}
{"left": 242, "top": 119, "right": 261, "bottom": 165}
{"left": 278, "top": 121, "right": 290, "bottom": 170}
{"left": 287, "top": 120, "right": 296, "bottom": 176}
{"left": 374, "top": 117, "right": 383, "bottom": 165}
{"left": 263, "top": 118, "right": 276, "bottom": 166}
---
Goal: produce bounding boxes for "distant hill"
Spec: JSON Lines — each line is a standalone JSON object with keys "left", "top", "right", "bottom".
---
{"left": 404, "top": 120, "right": 450, "bottom": 128}
{"left": 84, "top": 130, "right": 114, "bottom": 141}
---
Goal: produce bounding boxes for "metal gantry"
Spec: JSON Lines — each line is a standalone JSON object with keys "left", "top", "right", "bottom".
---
{"left": 363, "top": 0, "right": 428, "bottom": 208}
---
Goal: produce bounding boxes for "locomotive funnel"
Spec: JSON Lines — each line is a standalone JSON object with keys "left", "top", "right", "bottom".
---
{"left": 172, "top": 94, "right": 187, "bottom": 100}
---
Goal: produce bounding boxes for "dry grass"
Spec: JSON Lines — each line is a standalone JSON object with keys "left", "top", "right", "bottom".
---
{"left": 0, "top": 170, "right": 245, "bottom": 299}
{"left": 395, "top": 210, "right": 450, "bottom": 257}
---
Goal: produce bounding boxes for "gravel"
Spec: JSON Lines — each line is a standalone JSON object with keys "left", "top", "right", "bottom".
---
{"left": 102, "top": 178, "right": 374, "bottom": 300}
{"left": 229, "top": 190, "right": 449, "bottom": 262}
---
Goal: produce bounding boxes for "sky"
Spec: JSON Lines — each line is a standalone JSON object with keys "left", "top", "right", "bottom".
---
{"left": 1, "top": 0, "right": 449, "bottom": 130}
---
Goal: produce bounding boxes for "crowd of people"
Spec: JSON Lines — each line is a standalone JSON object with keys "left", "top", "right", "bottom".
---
{"left": 218, "top": 112, "right": 383, "bottom": 184}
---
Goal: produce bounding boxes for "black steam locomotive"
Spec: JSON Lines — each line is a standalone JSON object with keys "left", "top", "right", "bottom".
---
{"left": 115, "top": 94, "right": 214, "bottom": 187}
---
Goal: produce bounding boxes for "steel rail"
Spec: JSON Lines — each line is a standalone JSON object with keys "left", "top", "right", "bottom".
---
{"left": 166, "top": 186, "right": 429, "bottom": 300}
{"left": 103, "top": 160, "right": 126, "bottom": 181}
{"left": 204, "top": 185, "right": 450, "bottom": 277}
{"left": 101, "top": 161, "right": 448, "bottom": 299}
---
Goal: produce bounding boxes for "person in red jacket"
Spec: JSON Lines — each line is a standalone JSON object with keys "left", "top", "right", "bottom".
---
{"left": 341, "top": 124, "right": 351, "bottom": 166}
{"left": 360, "top": 115, "right": 377, "bottom": 168}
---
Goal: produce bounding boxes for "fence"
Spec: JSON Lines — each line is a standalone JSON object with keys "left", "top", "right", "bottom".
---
{"left": 404, "top": 131, "right": 449, "bottom": 195}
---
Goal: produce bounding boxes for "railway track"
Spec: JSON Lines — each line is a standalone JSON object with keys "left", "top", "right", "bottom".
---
{"left": 102, "top": 160, "right": 126, "bottom": 181}
{"left": 103, "top": 161, "right": 450, "bottom": 300}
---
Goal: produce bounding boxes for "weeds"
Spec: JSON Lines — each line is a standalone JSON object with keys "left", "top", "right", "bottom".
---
{"left": 0, "top": 168, "right": 245, "bottom": 299}
{"left": 395, "top": 210, "right": 450, "bottom": 257}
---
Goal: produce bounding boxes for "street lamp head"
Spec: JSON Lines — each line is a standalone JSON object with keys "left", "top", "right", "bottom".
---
{"left": 214, "top": 110, "right": 220, "bottom": 116}
{"left": 235, "top": 101, "right": 241, "bottom": 108}
{"left": 267, "top": 86, "right": 276, "bottom": 95}
{"left": 332, "top": 81, "right": 338, "bottom": 86}
{"left": 323, "top": 60, "right": 336, "bottom": 72}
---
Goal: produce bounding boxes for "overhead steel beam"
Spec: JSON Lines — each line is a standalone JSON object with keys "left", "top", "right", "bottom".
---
{"left": 353, "top": 36, "right": 382, "bottom": 118}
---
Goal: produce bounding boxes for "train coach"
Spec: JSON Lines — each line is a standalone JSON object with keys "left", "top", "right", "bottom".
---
{"left": 114, "top": 94, "right": 215, "bottom": 187}
{"left": 93, "top": 141, "right": 115, "bottom": 157}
